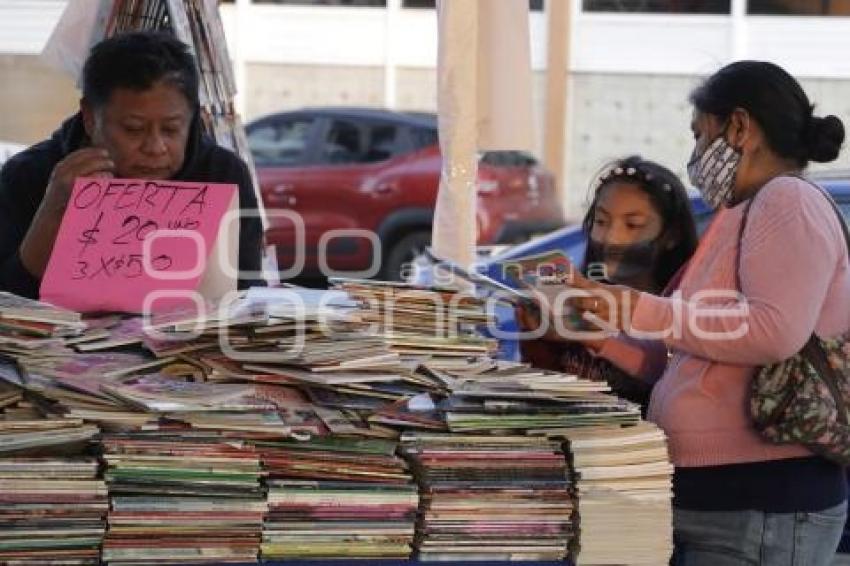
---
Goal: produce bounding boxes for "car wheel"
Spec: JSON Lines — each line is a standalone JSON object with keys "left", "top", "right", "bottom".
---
{"left": 382, "top": 230, "right": 431, "bottom": 282}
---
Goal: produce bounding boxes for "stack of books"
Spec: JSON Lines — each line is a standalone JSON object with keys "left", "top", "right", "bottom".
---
{"left": 400, "top": 432, "right": 574, "bottom": 561}
{"left": 0, "top": 379, "right": 22, "bottom": 412}
{"left": 0, "top": 295, "right": 174, "bottom": 432}
{"left": 437, "top": 363, "right": 641, "bottom": 434}
{"left": 101, "top": 433, "right": 265, "bottom": 565}
{"left": 0, "top": 287, "right": 677, "bottom": 564}
{"left": 0, "top": 459, "right": 107, "bottom": 564}
{"left": 260, "top": 436, "right": 418, "bottom": 560}
{"left": 566, "top": 422, "right": 673, "bottom": 565}
{"left": 0, "top": 362, "right": 108, "bottom": 563}
{"left": 0, "top": 416, "right": 99, "bottom": 457}
{"left": 0, "top": 352, "right": 161, "bottom": 433}
{"left": 0, "top": 292, "right": 86, "bottom": 352}
{"left": 110, "top": 377, "right": 330, "bottom": 439}
{"left": 145, "top": 290, "right": 406, "bottom": 378}
{"left": 331, "top": 278, "right": 499, "bottom": 365}
{"left": 144, "top": 289, "right": 445, "bottom": 438}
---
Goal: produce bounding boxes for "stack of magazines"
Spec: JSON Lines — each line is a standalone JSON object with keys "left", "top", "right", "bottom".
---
{"left": 0, "top": 291, "right": 86, "bottom": 355}
{"left": 436, "top": 362, "right": 641, "bottom": 434}
{"left": 0, "top": 416, "right": 99, "bottom": 457}
{"left": 0, "top": 286, "right": 677, "bottom": 564}
{"left": 101, "top": 433, "right": 265, "bottom": 565}
{"left": 142, "top": 289, "right": 446, "bottom": 438}
{"left": 260, "top": 436, "right": 418, "bottom": 560}
{"left": 401, "top": 432, "right": 574, "bottom": 561}
{"left": 567, "top": 422, "right": 674, "bottom": 565}
{"left": 0, "top": 458, "right": 106, "bottom": 564}
{"left": 331, "top": 278, "right": 499, "bottom": 366}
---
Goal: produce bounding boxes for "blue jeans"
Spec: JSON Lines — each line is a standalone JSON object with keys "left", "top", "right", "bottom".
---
{"left": 671, "top": 501, "right": 848, "bottom": 566}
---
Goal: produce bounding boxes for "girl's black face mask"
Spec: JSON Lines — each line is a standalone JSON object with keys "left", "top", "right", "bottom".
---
{"left": 586, "top": 238, "right": 662, "bottom": 289}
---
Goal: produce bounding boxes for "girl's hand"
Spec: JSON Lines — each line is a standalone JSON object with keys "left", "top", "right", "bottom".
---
{"left": 514, "top": 293, "right": 570, "bottom": 343}
{"left": 568, "top": 271, "right": 642, "bottom": 333}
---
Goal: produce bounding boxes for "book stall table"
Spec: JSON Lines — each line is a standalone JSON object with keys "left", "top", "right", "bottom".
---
{"left": 0, "top": 282, "right": 672, "bottom": 565}
{"left": 247, "top": 561, "right": 574, "bottom": 565}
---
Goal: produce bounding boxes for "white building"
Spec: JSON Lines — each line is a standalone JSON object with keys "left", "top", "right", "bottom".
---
{"left": 3, "top": 0, "right": 850, "bottom": 214}
{"left": 0, "top": 141, "right": 25, "bottom": 167}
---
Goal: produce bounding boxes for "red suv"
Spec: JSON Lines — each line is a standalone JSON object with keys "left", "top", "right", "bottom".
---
{"left": 246, "top": 107, "right": 564, "bottom": 280}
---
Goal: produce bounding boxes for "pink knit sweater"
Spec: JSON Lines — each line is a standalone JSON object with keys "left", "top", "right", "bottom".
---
{"left": 598, "top": 176, "right": 850, "bottom": 468}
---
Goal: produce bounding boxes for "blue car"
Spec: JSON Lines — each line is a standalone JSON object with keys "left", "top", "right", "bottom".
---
{"left": 478, "top": 178, "right": 850, "bottom": 554}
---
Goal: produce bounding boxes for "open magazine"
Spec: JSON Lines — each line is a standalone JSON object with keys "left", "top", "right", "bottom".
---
{"left": 496, "top": 250, "right": 587, "bottom": 329}
{"left": 422, "top": 249, "right": 535, "bottom": 307}
{"left": 426, "top": 249, "right": 589, "bottom": 331}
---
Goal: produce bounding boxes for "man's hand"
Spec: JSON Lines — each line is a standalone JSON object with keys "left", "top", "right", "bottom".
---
{"left": 42, "top": 148, "right": 115, "bottom": 214}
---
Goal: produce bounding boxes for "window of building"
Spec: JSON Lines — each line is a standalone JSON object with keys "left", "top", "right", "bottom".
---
{"left": 582, "top": 0, "right": 731, "bottom": 13}
{"left": 251, "top": 1, "right": 387, "bottom": 6}
{"left": 403, "top": 0, "right": 544, "bottom": 10}
{"left": 748, "top": 0, "right": 850, "bottom": 15}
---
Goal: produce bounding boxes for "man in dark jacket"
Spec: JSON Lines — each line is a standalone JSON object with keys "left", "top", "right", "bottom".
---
{"left": 0, "top": 31, "right": 264, "bottom": 299}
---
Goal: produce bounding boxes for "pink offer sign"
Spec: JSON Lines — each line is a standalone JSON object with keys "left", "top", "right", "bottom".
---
{"left": 40, "top": 177, "right": 238, "bottom": 314}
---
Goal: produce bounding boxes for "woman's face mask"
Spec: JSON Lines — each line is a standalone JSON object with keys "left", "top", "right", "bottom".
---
{"left": 587, "top": 238, "right": 662, "bottom": 289}
{"left": 587, "top": 181, "right": 665, "bottom": 290}
{"left": 687, "top": 125, "right": 741, "bottom": 210}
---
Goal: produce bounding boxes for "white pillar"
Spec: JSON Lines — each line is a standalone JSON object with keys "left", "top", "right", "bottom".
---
{"left": 731, "top": 0, "right": 747, "bottom": 61}
{"left": 384, "top": 0, "right": 401, "bottom": 110}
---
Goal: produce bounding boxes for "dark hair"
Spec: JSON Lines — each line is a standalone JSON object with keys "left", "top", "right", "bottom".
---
{"left": 82, "top": 31, "right": 199, "bottom": 110}
{"left": 690, "top": 61, "right": 844, "bottom": 167}
{"left": 581, "top": 155, "right": 698, "bottom": 290}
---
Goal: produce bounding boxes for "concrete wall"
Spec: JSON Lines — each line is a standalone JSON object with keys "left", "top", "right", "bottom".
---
{"left": 7, "top": 53, "right": 850, "bottom": 218}
{"left": 241, "top": 64, "right": 548, "bottom": 173}
{"left": 240, "top": 61, "right": 850, "bottom": 216}
{"left": 8, "top": 2, "right": 850, "bottom": 217}
{"left": 244, "top": 63, "right": 385, "bottom": 119}
{"left": 0, "top": 54, "right": 78, "bottom": 145}
{"left": 238, "top": 63, "right": 695, "bottom": 215}
{"left": 565, "top": 73, "right": 850, "bottom": 213}
{"left": 395, "top": 67, "right": 437, "bottom": 112}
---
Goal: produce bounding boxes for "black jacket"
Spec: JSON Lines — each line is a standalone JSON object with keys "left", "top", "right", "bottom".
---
{"left": 0, "top": 112, "right": 265, "bottom": 298}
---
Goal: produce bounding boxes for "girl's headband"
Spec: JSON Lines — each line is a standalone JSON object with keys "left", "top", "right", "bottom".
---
{"left": 596, "top": 165, "right": 672, "bottom": 193}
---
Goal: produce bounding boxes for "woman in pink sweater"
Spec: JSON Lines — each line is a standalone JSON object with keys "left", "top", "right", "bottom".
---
{"left": 573, "top": 62, "right": 849, "bottom": 565}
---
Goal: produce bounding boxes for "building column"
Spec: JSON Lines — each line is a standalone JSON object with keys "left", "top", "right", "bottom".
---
{"left": 384, "top": 0, "right": 402, "bottom": 109}
{"left": 234, "top": 0, "right": 251, "bottom": 116}
{"left": 731, "top": 0, "right": 747, "bottom": 60}
{"left": 543, "top": 0, "right": 572, "bottom": 217}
